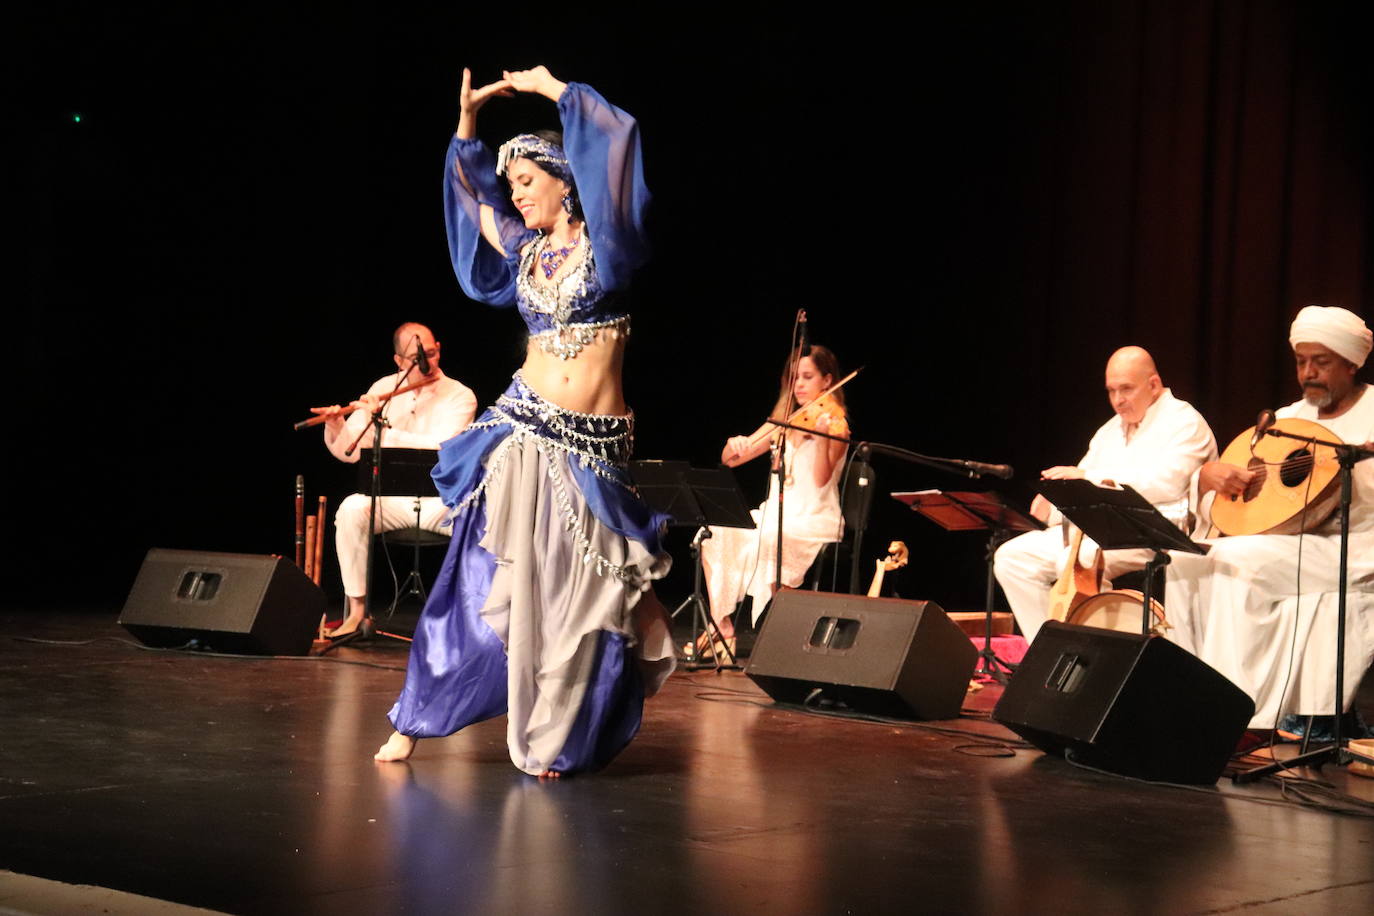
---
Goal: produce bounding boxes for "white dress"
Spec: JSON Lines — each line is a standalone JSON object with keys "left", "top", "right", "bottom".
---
{"left": 702, "top": 432, "right": 845, "bottom": 625}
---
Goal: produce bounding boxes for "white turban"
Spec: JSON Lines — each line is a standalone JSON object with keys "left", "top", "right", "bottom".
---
{"left": 1289, "top": 305, "right": 1373, "bottom": 368}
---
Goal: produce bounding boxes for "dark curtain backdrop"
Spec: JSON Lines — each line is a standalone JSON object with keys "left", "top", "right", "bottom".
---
{"left": 1000, "top": 0, "right": 1371, "bottom": 461}
{"left": 15, "top": 2, "right": 1374, "bottom": 610}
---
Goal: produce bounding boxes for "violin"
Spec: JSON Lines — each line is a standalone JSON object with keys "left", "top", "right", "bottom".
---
{"left": 723, "top": 368, "right": 859, "bottom": 468}
{"left": 792, "top": 392, "right": 849, "bottom": 438}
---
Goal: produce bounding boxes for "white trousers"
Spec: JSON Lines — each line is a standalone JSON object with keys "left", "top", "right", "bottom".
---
{"left": 334, "top": 494, "right": 451, "bottom": 597}
{"left": 993, "top": 527, "right": 1152, "bottom": 643}
{"left": 1164, "top": 534, "right": 1374, "bottom": 728}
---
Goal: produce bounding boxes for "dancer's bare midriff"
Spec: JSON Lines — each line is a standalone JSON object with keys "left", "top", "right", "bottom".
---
{"left": 521, "top": 332, "right": 627, "bottom": 416}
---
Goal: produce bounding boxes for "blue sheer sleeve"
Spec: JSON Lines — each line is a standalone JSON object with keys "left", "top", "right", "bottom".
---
{"left": 443, "top": 136, "right": 536, "bottom": 306}
{"left": 558, "top": 83, "right": 651, "bottom": 292}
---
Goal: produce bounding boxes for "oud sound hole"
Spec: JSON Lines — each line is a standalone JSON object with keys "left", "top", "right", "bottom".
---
{"left": 1280, "top": 448, "right": 1314, "bottom": 488}
{"left": 1242, "top": 457, "right": 1266, "bottom": 502}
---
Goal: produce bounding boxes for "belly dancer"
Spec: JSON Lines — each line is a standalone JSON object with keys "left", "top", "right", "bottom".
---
{"left": 374, "top": 66, "right": 674, "bottom": 777}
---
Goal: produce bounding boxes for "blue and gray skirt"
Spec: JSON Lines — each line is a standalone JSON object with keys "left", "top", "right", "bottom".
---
{"left": 387, "top": 373, "right": 674, "bottom": 775}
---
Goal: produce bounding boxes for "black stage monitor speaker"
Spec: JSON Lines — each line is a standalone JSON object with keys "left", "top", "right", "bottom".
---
{"left": 992, "top": 621, "right": 1256, "bottom": 785}
{"left": 119, "top": 549, "right": 326, "bottom": 656}
{"left": 745, "top": 591, "right": 978, "bottom": 720}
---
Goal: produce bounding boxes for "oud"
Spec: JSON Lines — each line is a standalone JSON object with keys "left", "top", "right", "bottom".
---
{"left": 1211, "top": 417, "right": 1341, "bottom": 536}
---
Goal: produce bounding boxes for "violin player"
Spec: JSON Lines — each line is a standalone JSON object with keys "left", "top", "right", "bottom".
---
{"left": 698, "top": 345, "right": 851, "bottom": 658}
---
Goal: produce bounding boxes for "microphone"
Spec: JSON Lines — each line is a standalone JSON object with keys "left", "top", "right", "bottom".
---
{"left": 961, "top": 460, "right": 1014, "bottom": 480}
{"left": 798, "top": 311, "right": 811, "bottom": 357}
{"left": 413, "top": 334, "right": 431, "bottom": 376}
{"left": 1250, "top": 409, "right": 1277, "bottom": 449}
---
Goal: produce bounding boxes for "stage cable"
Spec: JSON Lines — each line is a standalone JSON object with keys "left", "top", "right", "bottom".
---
{"left": 683, "top": 672, "right": 1034, "bottom": 756}
{"left": 1064, "top": 750, "right": 1374, "bottom": 819}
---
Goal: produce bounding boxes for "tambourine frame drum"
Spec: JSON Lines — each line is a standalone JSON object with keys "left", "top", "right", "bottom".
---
{"left": 1064, "top": 588, "right": 1167, "bottom": 636}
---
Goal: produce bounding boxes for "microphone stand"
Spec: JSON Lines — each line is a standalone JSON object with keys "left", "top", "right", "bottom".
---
{"left": 856, "top": 441, "right": 1013, "bottom": 481}
{"left": 893, "top": 490, "right": 1038, "bottom": 684}
{"left": 326, "top": 364, "right": 418, "bottom": 650}
{"left": 773, "top": 434, "right": 785, "bottom": 598}
{"left": 1235, "top": 426, "right": 1374, "bottom": 780}
{"left": 864, "top": 441, "right": 1019, "bottom": 680}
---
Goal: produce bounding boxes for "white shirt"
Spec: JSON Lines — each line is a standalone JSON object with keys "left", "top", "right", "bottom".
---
{"left": 1069, "top": 388, "right": 1218, "bottom": 527}
{"left": 324, "top": 369, "right": 477, "bottom": 463}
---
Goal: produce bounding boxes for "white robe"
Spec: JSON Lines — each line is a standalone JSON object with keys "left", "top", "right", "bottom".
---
{"left": 994, "top": 389, "right": 1217, "bottom": 642}
{"left": 1165, "top": 386, "right": 1374, "bottom": 728}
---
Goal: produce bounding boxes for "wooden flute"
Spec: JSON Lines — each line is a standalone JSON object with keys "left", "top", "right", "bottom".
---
{"left": 292, "top": 376, "right": 438, "bottom": 430}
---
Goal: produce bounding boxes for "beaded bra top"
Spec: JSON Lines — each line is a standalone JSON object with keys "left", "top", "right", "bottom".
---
{"left": 516, "top": 233, "right": 630, "bottom": 360}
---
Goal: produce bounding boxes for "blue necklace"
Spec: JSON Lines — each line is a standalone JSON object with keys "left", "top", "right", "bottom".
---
{"left": 539, "top": 232, "right": 582, "bottom": 280}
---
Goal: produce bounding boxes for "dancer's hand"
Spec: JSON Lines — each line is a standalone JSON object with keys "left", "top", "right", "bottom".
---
{"left": 502, "top": 65, "right": 567, "bottom": 102}
{"left": 460, "top": 67, "right": 514, "bottom": 114}
{"left": 457, "top": 67, "right": 513, "bottom": 139}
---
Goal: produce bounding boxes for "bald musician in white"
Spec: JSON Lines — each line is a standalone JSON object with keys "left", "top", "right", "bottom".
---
{"left": 1165, "top": 306, "right": 1374, "bottom": 729}
{"left": 311, "top": 322, "right": 477, "bottom": 638}
{"left": 994, "top": 347, "right": 1217, "bottom": 643}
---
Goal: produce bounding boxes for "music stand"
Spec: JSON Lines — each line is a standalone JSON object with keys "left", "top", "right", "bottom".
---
{"left": 1036, "top": 479, "right": 1205, "bottom": 637}
{"left": 892, "top": 490, "right": 1042, "bottom": 683}
{"left": 357, "top": 448, "right": 444, "bottom": 617}
{"left": 323, "top": 447, "right": 440, "bottom": 653}
{"left": 631, "top": 460, "right": 754, "bottom": 671}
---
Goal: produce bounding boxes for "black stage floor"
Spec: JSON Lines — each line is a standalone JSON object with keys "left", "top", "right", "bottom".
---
{"left": 4, "top": 606, "right": 1374, "bottom": 915}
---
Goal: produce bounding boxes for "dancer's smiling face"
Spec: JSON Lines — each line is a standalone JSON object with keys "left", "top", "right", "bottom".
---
{"left": 508, "top": 158, "right": 569, "bottom": 231}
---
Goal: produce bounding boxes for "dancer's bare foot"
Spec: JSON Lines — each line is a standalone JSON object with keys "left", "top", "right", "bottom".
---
{"left": 538, "top": 770, "right": 561, "bottom": 780}
{"left": 374, "top": 731, "right": 416, "bottom": 762}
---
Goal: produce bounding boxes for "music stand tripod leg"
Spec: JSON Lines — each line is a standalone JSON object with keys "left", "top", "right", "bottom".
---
{"left": 1138, "top": 550, "right": 1170, "bottom": 636}
{"left": 671, "top": 528, "right": 739, "bottom": 671}
{"left": 392, "top": 497, "right": 430, "bottom": 612}
{"left": 974, "top": 531, "right": 1016, "bottom": 683}
{"left": 320, "top": 415, "right": 411, "bottom": 654}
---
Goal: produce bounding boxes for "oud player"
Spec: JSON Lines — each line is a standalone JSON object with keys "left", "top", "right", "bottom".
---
{"left": 1165, "top": 306, "right": 1374, "bottom": 731}
{"left": 993, "top": 347, "right": 1216, "bottom": 642}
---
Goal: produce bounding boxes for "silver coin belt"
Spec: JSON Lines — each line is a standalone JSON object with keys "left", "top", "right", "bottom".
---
{"left": 528, "top": 316, "right": 631, "bottom": 360}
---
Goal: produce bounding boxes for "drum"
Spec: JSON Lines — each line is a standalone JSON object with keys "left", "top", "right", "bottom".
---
{"left": 1065, "top": 589, "right": 1166, "bottom": 635}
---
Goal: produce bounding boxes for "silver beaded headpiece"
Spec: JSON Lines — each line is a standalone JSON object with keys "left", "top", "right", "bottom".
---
{"left": 495, "top": 134, "right": 572, "bottom": 184}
